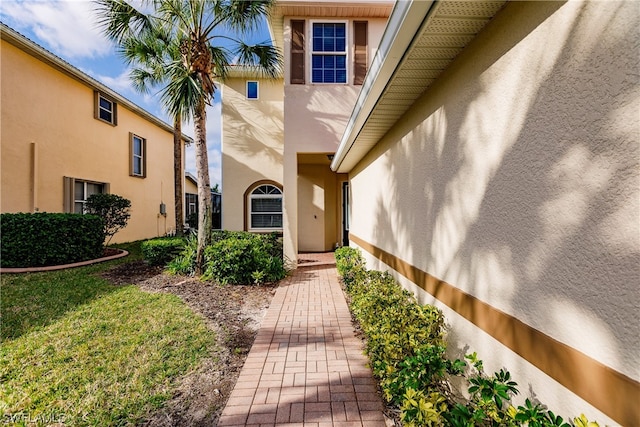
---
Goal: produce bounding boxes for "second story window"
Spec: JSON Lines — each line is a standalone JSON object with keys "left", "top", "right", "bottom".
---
{"left": 94, "top": 91, "right": 117, "bottom": 125}
{"left": 246, "top": 81, "right": 259, "bottom": 99}
{"left": 130, "top": 133, "right": 146, "bottom": 178}
{"left": 312, "top": 22, "right": 346, "bottom": 84}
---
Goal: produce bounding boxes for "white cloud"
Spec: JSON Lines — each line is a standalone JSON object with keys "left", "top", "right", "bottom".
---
{"left": 2, "top": 0, "right": 112, "bottom": 59}
{"left": 91, "top": 68, "right": 136, "bottom": 94}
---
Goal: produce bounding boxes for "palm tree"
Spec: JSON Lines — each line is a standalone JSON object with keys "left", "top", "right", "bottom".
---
{"left": 95, "top": 0, "right": 282, "bottom": 274}
{"left": 117, "top": 25, "right": 186, "bottom": 237}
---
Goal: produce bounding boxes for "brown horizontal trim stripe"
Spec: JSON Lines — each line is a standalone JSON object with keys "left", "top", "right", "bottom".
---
{"left": 350, "top": 233, "right": 638, "bottom": 426}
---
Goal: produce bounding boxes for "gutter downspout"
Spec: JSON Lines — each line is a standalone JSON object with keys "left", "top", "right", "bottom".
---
{"left": 330, "top": 0, "right": 436, "bottom": 173}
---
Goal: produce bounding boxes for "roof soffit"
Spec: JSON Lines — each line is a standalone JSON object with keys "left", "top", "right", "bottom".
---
{"left": 332, "top": 0, "right": 507, "bottom": 172}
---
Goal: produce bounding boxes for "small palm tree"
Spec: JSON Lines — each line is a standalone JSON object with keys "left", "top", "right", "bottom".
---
{"left": 95, "top": 0, "right": 282, "bottom": 274}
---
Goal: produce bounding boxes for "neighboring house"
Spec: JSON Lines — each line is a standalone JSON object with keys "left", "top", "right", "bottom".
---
{"left": 1, "top": 23, "right": 190, "bottom": 243}
{"left": 221, "top": 0, "right": 393, "bottom": 260}
{"left": 222, "top": 0, "right": 639, "bottom": 425}
{"left": 185, "top": 172, "right": 199, "bottom": 220}
{"left": 184, "top": 172, "right": 222, "bottom": 230}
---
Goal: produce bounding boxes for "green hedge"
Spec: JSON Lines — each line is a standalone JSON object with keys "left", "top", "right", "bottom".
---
{"left": 168, "top": 231, "right": 286, "bottom": 285}
{"left": 1, "top": 213, "right": 104, "bottom": 268}
{"left": 335, "top": 247, "right": 599, "bottom": 427}
{"left": 141, "top": 237, "right": 186, "bottom": 266}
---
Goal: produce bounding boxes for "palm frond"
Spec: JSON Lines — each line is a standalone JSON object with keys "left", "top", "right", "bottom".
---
{"left": 231, "top": 42, "right": 282, "bottom": 79}
{"left": 209, "top": 45, "right": 233, "bottom": 80}
{"left": 161, "top": 61, "right": 205, "bottom": 120}
{"left": 93, "top": 0, "right": 153, "bottom": 42}
{"left": 221, "top": 0, "right": 275, "bottom": 34}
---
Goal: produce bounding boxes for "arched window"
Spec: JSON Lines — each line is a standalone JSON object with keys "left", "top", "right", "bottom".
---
{"left": 249, "top": 184, "right": 283, "bottom": 231}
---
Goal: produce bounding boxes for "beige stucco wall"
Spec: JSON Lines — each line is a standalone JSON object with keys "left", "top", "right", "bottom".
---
{"left": 283, "top": 16, "right": 388, "bottom": 262}
{"left": 184, "top": 177, "right": 198, "bottom": 195}
{"left": 349, "top": 1, "right": 638, "bottom": 423}
{"left": 221, "top": 77, "right": 284, "bottom": 231}
{"left": 1, "top": 40, "right": 178, "bottom": 243}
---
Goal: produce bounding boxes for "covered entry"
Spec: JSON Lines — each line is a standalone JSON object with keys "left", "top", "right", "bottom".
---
{"left": 297, "top": 153, "right": 348, "bottom": 252}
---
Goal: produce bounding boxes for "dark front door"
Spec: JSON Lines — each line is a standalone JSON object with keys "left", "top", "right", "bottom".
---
{"left": 342, "top": 182, "right": 350, "bottom": 246}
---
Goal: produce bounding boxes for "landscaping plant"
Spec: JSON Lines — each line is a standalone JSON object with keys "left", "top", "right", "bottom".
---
{"left": 0, "top": 213, "right": 103, "bottom": 268}
{"left": 141, "top": 237, "right": 186, "bottom": 266}
{"left": 168, "top": 231, "right": 286, "bottom": 285}
{"left": 85, "top": 193, "right": 131, "bottom": 245}
{"left": 334, "top": 247, "right": 602, "bottom": 427}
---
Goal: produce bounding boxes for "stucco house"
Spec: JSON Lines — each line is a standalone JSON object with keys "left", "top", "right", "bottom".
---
{"left": 221, "top": 0, "right": 393, "bottom": 261}
{"left": 221, "top": 0, "right": 639, "bottom": 424}
{"left": 1, "top": 23, "right": 190, "bottom": 243}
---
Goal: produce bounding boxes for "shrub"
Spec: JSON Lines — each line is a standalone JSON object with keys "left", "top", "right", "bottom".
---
{"left": 141, "top": 237, "right": 186, "bottom": 266}
{"left": 168, "top": 231, "right": 286, "bottom": 285}
{"left": 203, "top": 232, "right": 285, "bottom": 284}
{"left": 335, "top": 246, "right": 366, "bottom": 289}
{"left": 335, "top": 248, "right": 598, "bottom": 427}
{"left": 0, "top": 213, "right": 103, "bottom": 268}
{"left": 85, "top": 193, "right": 131, "bottom": 245}
{"left": 167, "top": 236, "right": 198, "bottom": 276}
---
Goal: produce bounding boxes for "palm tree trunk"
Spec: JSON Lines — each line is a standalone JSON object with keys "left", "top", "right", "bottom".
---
{"left": 173, "top": 117, "right": 184, "bottom": 237}
{"left": 194, "top": 100, "right": 212, "bottom": 275}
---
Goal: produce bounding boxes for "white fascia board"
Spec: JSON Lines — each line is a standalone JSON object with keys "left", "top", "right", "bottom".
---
{"left": 330, "top": 0, "right": 434, "bottom": 173}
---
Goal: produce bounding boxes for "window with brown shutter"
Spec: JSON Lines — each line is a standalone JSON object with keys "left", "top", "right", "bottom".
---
{"left": 291, "top": 20, "right": 305, "bottom": 84}
{"left": 353, "top": 21, "right": 368, "bottom": 85}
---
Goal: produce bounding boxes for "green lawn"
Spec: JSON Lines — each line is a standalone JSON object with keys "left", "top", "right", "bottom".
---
{"left": 0, "top": 241, "right": 214, "bottom": 426}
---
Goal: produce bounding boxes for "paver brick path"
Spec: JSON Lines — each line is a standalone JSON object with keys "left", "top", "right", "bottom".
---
{"left": 219, "top": 264, "right": 388, "bottom": 427}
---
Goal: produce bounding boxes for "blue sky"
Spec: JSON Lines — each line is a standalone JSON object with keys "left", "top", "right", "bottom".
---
{"left": 1, "top": 0, "right": 271, "bottom": 187}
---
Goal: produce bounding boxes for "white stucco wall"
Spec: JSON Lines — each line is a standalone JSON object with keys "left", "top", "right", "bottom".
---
{"left": 349, "top": 1, "right": 639, "bottom": 423}
{"left": 221, "top": 78, "right": 284, "bottom": 231}
{"left": 283, "top": 16, "right": 389, "bottom": 262}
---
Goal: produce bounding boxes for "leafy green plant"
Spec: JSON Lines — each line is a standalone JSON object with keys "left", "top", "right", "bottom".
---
{"left": 334, "top": 247, "right": 602, "bottom": 427}
{"left": 85, "top": 193, "right": 132, "bottom": 245}
{"left": 167, "top": 235, "right": 198, "bottom": 276}
{"left": 401, "top": 388, "right": 447, "bottom": 426}
{"left": 141, "top": 237, "right": 186, "bottom": 266}
{"left": 168, "top": 231, "right": 286, "bottom": 284}
{"left": 0, "top": 213, "right": 103, "bottom": 268}
{"left": 203, "top": 233, "right": 285, "bottom": 284}
{"left": 335, "top": 246, "right": 366, "bottom": 289}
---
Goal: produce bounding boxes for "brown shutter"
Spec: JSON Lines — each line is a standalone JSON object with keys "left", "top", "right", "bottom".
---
{"left": 353, "top": 21, "right": 368, "bottom": 85}
{"left": 63, "top": 176, "right": 74, "bottom": 213}
{"left": 291, "top": 20, "right": 305, "bottom": 84}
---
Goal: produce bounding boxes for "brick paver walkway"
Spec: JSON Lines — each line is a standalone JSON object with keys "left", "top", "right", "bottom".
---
{"left": 218, "top": 263, "right": 388, "bottom": 427}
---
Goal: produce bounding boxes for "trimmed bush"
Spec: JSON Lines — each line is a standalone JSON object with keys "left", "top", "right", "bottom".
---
{"left": 336, "top": 248, "right": 601, "bottom": 426}
{"left": 1, "top": 213, "right": 103, "bottom": 268}
{"left": 335, "top": 246, "right": 366, "bottom": 289}
{"left": 141, "top": 237, "right": 186, "bottom": 266}
{"left": 85, "top": 193, "right": 131, "bottom": 245}
{"left": 168, "top": 231, "right": 286, "bottom": 285}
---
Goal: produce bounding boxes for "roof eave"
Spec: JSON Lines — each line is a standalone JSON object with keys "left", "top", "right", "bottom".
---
{"left": 330, "top": 0, "right": 435, "bottom": 173}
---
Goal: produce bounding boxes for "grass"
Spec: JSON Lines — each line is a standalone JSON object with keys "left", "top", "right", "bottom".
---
{"left": 0, "top": 241, "right": 214, "bottom": 426}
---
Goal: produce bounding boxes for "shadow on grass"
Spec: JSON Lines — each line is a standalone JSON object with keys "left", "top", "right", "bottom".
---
{"left": 1, "top": 241, "right": 143, "bottom": 341}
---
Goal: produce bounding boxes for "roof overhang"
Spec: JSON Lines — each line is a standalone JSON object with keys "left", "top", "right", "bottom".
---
{"left": 1, "top": 23, "right": 193, "bottom": 144}
{"left": 331, "top": 0, "right": 506, "bottom": 173}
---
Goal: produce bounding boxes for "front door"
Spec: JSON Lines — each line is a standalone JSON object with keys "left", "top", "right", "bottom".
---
{"left": 342, "top": 181, "right": 350, "bottom": 246}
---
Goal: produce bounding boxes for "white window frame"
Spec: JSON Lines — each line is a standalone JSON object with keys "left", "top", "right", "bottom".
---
{"left": 309, "top": 20, "right": 349, "bottom": 85}
{"left": 74, "top": 180, "right": 105, "bottom": 214}
{"left": 246, "top": 81, "right": 259, "bottom": 100}
{"left": 248, "top": 185, "right": 283, "bottom": 232}
{"left": 95, "top": 92, "right": 117, "bottom": 125}
{"left": 131, "top": 134, "right": 145, "bottom": 177}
